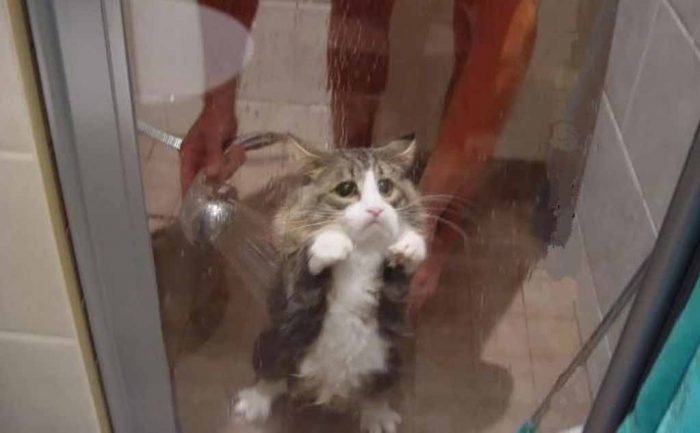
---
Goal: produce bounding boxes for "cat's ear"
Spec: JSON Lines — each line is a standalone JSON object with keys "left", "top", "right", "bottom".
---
{"left": 287, "top": 134, "right": 324, "bottom": 162}
{"left": 287, "top": 134, "right": 325, "bottom": 179}
{"left": 376, "top": 133, "right": 417, "bottom": 170}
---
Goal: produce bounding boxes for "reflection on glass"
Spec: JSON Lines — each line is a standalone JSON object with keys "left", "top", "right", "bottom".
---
{"left": 121, "top": 0, "right": 654, "bottom": 432}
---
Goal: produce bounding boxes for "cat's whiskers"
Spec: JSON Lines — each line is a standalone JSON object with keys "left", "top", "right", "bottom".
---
{"left": 422, "top": 214, "right": 470, "bottom": 242}
{"left": 398, "top": 202, "right": 461, "bottom": 221}
{"left": 418, "top": 195, "right": 479, "bottom": 212}
{"left": 409, "top": 204, "right": 462, "bottom": 219}
{"left": 397, "top": 201, "right": 470, "bottom": 241}
{"left": 418, "top": 194, "right": 470, "bottom": 204}
{"left": 402, "top": 198, "right": 480, "bottom": 221}
{"left": 284, "top": 221, "right": 336, "bottom": 233}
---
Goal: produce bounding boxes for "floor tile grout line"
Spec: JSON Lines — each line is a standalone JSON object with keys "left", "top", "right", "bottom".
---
{"left": 523, "top": 287, "right": 538, "bottom": 400}
{"left": 573, "top": 218, "right": 612, "bottom": 360}
{"left": 571, "top": 302, "right": 595, "bottom": 400}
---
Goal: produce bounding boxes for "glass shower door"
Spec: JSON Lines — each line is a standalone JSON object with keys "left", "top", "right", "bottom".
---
{"left": 26, "top": 0, "right": 700, "bottom": 432}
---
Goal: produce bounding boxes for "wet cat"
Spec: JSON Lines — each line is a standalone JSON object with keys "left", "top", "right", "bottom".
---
{"left": 234, "top": 135, "right": 426, "bottom": 433}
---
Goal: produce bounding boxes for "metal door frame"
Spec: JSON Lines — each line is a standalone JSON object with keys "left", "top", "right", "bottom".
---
{"left": 24, "top": 1, "right": 177, "bottom": 432}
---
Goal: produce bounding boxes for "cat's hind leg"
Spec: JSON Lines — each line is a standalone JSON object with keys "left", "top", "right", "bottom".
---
{"left": 360, "top": 397, "right": 401, "bottom": 433}
{"left": 234, "top": 380, "right": 286, "bottom": 422}
{"left": 235, "top": 329, "right": 289, "bottom": 422}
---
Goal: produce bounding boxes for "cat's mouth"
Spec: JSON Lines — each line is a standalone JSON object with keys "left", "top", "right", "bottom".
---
{"left": 362, "top": 219, "right": 387, "bottom": 233}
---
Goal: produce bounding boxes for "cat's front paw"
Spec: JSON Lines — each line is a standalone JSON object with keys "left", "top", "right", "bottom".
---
{"left": 308, "top": 230, "right": 354, "bottom": 275}
{"left": 388, "top": 230, "right": 426, "bottom": 272}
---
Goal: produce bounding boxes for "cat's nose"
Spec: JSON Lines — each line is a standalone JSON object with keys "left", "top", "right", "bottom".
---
{"left": 366, "top": 207, "right": 383, "bottom": 218}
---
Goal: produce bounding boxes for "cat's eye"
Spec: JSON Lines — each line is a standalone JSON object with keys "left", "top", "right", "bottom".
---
{"left": 378, "top": 178, "right": 394, "bottom": 195}
{"left": 334, "top": 181, "right": 357, "bottom": 198}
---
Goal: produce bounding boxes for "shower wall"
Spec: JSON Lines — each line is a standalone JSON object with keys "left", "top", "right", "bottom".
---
{"left": 575, "top": 0, "right": 700, "bottom": 393}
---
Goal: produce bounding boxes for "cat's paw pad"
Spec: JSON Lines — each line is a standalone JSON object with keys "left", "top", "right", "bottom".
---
{"left": 361, "top": 405, "right": 401, "bottom": 433}
{"left": 234, "top": 387, "right": 273, "bottom": 422}
{"left": 389, "top": 231, "right": 426, "bottom": 271}
{"left": 308, "top": 231, "right": 353, "bottom": 275}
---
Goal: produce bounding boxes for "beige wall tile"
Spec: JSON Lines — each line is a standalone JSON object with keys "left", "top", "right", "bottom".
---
{"left": 0, "top": 157, "right": 75, "bottom": 338}
{"left": 236, "top": 100, "right": 332, "bottom": 146}
{"left": 238, "top": 2, "right": 330, "bottom": 106}
{"left": 0, "top": 2, "right": 33, "bottom": 153}
{"left": 142, "top": 151, "right": 182, "bottom": 217}
{"left": 133, "top": 101, "right": 168, "bottom": 164}
{"left": 134, "top": 100, "right": 169, "bottom": 131}
{"left": 164, "top": 96, "right": 203, "bottom": 137}
{"left": 0, "top": 334, "right": 101, "bottom": 433}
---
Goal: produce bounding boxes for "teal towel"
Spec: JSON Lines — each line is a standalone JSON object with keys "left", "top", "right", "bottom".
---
{"left": 618, "top": 278, "right": 700, "bottom": 433}
{"left": 517, "top": 278, "right": 699, "bottom": 433}
{"left": 656, "top": 346, "right": 700, "bottom": 433}
{"left": 517, "top": 421, "right": 535, "bottom": 433}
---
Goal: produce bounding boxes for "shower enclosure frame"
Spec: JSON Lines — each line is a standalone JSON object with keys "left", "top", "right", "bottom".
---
{"left": 25, "top": 1, "right": 177, "bottom": 432}
{"left": 23, "top": 0, "right": 700, "bottom": 432}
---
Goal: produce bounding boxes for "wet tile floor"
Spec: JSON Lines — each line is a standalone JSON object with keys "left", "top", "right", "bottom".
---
{"left": 148, "top": 153, "right": 593, "bottom": 433}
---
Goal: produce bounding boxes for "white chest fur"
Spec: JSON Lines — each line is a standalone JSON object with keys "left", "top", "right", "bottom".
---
{"left": 298, "top": 250, "right": 387, "bottom": 404}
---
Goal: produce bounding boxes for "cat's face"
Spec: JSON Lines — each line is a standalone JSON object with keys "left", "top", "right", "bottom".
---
{"left": 279, "top": 136, "right": 424, "bottom": 249}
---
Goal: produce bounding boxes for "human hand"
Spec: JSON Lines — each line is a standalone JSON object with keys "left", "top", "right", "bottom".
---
{"left": 180, "top": 88, "right": 246, "bottom": 193}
